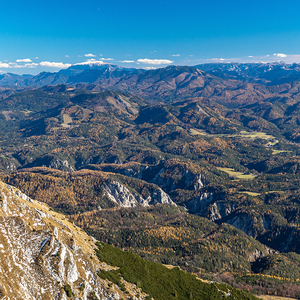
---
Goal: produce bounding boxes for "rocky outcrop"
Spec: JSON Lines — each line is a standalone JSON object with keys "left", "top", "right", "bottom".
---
{"left": 248, "top": 249, "right": 265, "bottom": 262}
{"left": 139, "top": 163, "right": 208, "bottom": 192}
{"left": 208, "top": 202, "right": 237, "bottom": 222}
{"left": 24, "top": 156, "right": 75, "bottom": 172}
{"left": 150, "top": 188, "right": 174, "bottom": 205}
{"left": 147, "top": 167, "right": 208, "bottom": 192}
{"left": 193, "top": 174, "right": 206, "bottom": 191}
{"left": 48, "top": 159, "right": 75, "bottom": 172}
{"left": 225, "top": 214, "right": 257, "bottom": 237}
{"left": 5, "top": 162, "right": 17, "bottom": 172}
{"left": 105, "top": 181, "right": 148, "bottom": 207}
{"left": 0, "top": 182, "right": 145, "bottom": 300}
{"left": 0, "top": 156, "right": 21, "bottom": 173}
{"left": 85, "top": 160, "right": 209, "bottom": 194}
{"left": 187, "top": 192, "right": 214, "bottom": 214}
{"left": 104, "top": 180, "right": 175, "bottom": 208}
{"left": 188, "top": 193, "right": 237, "bottom": 222}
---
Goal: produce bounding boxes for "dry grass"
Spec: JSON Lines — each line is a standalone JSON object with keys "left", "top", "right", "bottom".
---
{"left": 217, "top": 167, "right": 256, "bottom": 180}
{"left": 258, "top": 296, "right": 297, "bottom": 300}
{"left": 272, "top": 150, "right": 292, "bottom": 154}
{"left": 163, "top": 264, "right": 177, "bottom": 269}
{"left": 239, "top": 131, "right": 275, "bottom": 140}
{"left": 63, "top": 114, "right": 72, "bottom": 124}
{"left": 21, "top": 109, "right": 33, "bottom": 116}
{"left": 189, "top": 128, "right": 207, "bottom": 135}
{"left": 238, "top": 191, "right": 261, "bottom": 196}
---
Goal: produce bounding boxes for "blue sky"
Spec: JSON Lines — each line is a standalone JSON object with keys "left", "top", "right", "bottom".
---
{"left": 1, "top": 0, "right": 300, "bottom": 74}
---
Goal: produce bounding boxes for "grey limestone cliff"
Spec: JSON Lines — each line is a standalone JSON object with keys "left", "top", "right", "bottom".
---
{"left": 104, "top": 180, "right": 175, "bottom": 208}
{"left": 0, "top": 182, "right": 147, "bottom": 300}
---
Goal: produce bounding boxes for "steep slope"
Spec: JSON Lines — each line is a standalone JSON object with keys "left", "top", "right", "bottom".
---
{"left": 0, "top": 73, "right": 33, "bottom": 87}
{"left": 2, "top": 168, "right": 176, "bottom": 214}
{"left": 0, "top": 180, "right": 259, "bottom": 300}
{"left": 80, "top": 205, "right": 273, "bottom": 274}
{"left": 5, "top": 170, "right": 300, "bottom": 298}
{"left": 0, "top": 181, "right": 130, "bottom": 300}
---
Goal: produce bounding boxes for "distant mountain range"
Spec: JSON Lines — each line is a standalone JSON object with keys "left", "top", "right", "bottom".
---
{"left": 0, "top": 63, "right": 143, "bottom": 87}
{"left": 195, "top": 61, "right": 300, "bottom": 85}
{"left": 3, "top": 61, "right": 300, "bottom": 88}
{"left": 3, "top": 62, "right": 300, "bottom": 104}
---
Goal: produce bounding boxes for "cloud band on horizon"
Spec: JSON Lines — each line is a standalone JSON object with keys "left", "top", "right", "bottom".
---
{"left": 137, "top": 58, "right": 174, "bottom": 65}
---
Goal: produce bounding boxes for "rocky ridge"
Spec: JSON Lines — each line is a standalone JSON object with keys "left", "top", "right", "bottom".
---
{"left": 0, "top": 181, "right": 146, "bottom": 300}
{"left": 104, "top": 180, "right": 175, "bottom": 207}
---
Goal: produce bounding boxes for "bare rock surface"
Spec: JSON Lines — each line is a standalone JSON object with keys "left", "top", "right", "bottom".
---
{"left": 105, "top": 180, "right": 175, "bottom": 207}
{"left": 0, "top": 182, "right": 145, "bottom": 300}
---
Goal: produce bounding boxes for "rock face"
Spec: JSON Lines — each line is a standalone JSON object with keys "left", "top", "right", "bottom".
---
{"left": 105, "top": 181, "right": 147, "bottom": 207}
{"left": 48, "top": 159, "right": 75, "bottom": 172}
{"left": 24, "top": 156, "right": 75, "bottom": 172}
{"left": 188, "top": 192, "right": 214, "bottom": 214}
{"left": 208, "top": 202, "right": 237, "bottom": 222}
{"left": 98, "top": 161, "right": 208, "bottom": 193}
{"left": 225, "top": 214, "right": 257, "bottom": 237}
{"left": 0, "top": 181, "right": 142, "bottom": 300}
{"left": 138, "top": 164, "right": 207, "bottom": 193}
{"left": 187, "top": 193, "right": 237, "bottom": 222}
{"left": 104, "top": 181, "right": 176, "bottom": 208}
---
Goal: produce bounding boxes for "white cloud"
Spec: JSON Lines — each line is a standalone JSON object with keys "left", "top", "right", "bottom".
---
{"left": 274, "top": 53, "right": 287, "bottom": 58}
{"left": 143, "top": 67, "right": 158, "bottom": 70}
{"left": 0, "top": 61, "right": 38, "bottom": 68}
{"left": 24, "top": 63, "right": 38, "bottom": 68}
{"left": 16, "top": 58, "right": 32, "bottom": 63}
{"left": 276, "top": 54, "right": 300, "bottom": 63}
{"left": 65, "top": 55, "right": 69, "bottom": 58}
{"left": 211, "top": 58, "right": 225, "bottom": 61}
{"left": 248, "top": 56, "right": 253, "bottom": 58}
{"left": 82, "top": 56, "right": 114, "bottom": 61}
{"left": 192, "top": 57, "right": 242, "bottom": 64}
{"left": 40, "top": 61, "right": 71, "bottom": 68}
{"left": 0, "top": 62, "right": 10, "bottom": 68}
{"left": 172, "top": 54, "right": 180, "bottom": 57}
{"left": 75, "top": 59, "right": 107, "bottom": 66}
{"left": 137, "top": 58, "right": 174, "bottom": 65}
{"left": 85, "top": 53, "right": 96, "bottom": 57}
{"left": 11, "top": 63, "right": 38, "bottom": 68}
{"left": 120, "top": 60, "right": 134, "bottom": 63}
